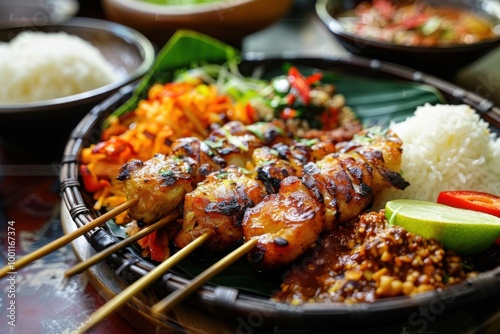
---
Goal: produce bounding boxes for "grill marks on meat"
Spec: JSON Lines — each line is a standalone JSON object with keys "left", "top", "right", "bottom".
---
{"left": 119, "top": 121, "right": 290, "bottom": 223}
{"left": 117, "top": 119, "right": 409, "bottom": 270}
{"left": 174, "top": 166, "right": 267, "bottom": 253}
{"left": 171, "top": 137, "right": 226, "bottom": 181}
{"left": 243, "top": 176, "right": 325, "bottom": 269}
{"left": 242, "top": 130, "right": 409, "bottom": 269}
{"left": 119, "top": 154, "right": 197, "bottom": 224}
{"left": 203, "top": 120, "right": 291, "bottom": 168}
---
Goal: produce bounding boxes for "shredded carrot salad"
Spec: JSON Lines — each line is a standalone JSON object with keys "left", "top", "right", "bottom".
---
{"left": 80, "top": 78, "right": 244, "bottom": 224}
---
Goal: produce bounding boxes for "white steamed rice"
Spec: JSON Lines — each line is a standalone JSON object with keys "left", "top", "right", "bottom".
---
{"left": 372, "top": 103, "right": 500, "bottom": 210}
{"left": 0, "top": 31, "right": 118, "bottom": 103}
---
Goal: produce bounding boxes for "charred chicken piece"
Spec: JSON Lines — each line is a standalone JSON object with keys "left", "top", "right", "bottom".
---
{"left": 174, "top": 166, "right": 267, "bottom": 254}
{"left": 170, "top": 137, "right": 227, "bottom": 182}
{"left": 242, "top": 129, "right": 409, "bottom": 269}
{"left": 117, "top": 154, "right": 197, "bottom": 224}
{"left": 252, "top": 146, "right": 299, "bottom": 194}
{"left": 242, "top": 176, "right": 325, "bottom": 270}
{"left": 118, "top": 121, "right": 290, "bottom": 224}
{"left": 204, "top": 120, "right": 291, "bottom": 168}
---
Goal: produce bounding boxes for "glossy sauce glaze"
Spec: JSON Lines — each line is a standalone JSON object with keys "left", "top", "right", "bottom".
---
{"left": 273, "top": 211, "right": 471, "bottom": 304}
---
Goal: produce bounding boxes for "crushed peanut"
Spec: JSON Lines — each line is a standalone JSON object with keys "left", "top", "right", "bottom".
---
{"left": 273, "top": 210, "right": 473, "bottom": 304}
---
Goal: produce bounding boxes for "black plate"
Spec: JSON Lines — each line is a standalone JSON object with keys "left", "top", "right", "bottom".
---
{"left": 60, "top": 55, "right": 500, "bottom": 332}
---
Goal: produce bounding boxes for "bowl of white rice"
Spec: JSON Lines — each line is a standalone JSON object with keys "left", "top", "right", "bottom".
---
{"left": 372, "top": 103, "right": 500, "bottom": 209}
{"left": 0, "top": 17, "right": 154, "bottom": 152}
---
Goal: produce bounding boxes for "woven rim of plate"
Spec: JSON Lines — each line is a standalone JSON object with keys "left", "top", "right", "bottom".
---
{"left": 59, "top": 55, "right": 500, "bottom": 326}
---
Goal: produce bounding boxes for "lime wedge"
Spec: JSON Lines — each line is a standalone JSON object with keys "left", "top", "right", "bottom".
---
{"left": 385, "top": 199, "right": 500, "bottom": 255}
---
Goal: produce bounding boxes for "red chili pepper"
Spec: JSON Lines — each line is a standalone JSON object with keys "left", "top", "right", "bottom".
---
{"left": 281, "top": 107, "right": 297, "bottom": 120}
{"left": 245, "top": 102, "right": 258, "bottom": 124}
{"left": 141, "top": 229, "right": 168, "bottom": 262}
{"left": 437, "top": 191, "right": 500, "bottom": 218}
{"left": 288, "top": 66, "right": 311, "bottom": 105}
{"left": 286, "top": 93, "right": 296, "bottom": 106}
{"left": 79, "top": 164, "right": 111, "bottom": 193}
{"left": 305, "top": 72, "right": 323, "bottom": 85}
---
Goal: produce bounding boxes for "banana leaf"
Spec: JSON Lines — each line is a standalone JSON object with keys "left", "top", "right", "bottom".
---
{"left": 322, "top": 72, "right": 445, "bottom": 127}
{"left": 102, "top": 30, "right": 446, "bottom": 297}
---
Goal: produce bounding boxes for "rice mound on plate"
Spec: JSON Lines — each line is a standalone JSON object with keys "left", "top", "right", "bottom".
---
{"left": 0, "top": 31, "right": 118, "bottom": 103}
{"left": 372, "top": 103, "right": 500, "bottom": 210}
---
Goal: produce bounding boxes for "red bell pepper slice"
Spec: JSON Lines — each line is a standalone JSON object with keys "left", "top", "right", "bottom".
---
{"left": 437, "top": 191, "right": 500, "bottom": 218}
{"left": 437, "top": 190, "right": 500, "bottom": 245}
{"left": 138, "top": 229, "right": 169, "bottom": 262}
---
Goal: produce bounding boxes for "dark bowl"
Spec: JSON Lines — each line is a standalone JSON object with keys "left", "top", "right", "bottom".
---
{"left": 0, "top": 17, "right": 155, "bottom": 158}
{"left": 316, "top": 0, "right": 500, "bottom": 79}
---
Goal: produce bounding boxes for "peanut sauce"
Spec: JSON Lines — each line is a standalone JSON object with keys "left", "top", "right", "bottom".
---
{"left": 273, "top": 210, "right": 469, "bottom": 304}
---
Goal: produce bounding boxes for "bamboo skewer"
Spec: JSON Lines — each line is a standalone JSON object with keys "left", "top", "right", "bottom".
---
{"left": 151, "top": 238, "right": 258, "bottom": 315}
{"left": 75, "top": 231, "right": 212, "bottom": 334}
{"left": 0, "top": 198, "right": 138, "bottom": 279}
{"left": 65, "top": 210, "right": 180, "bottom": 278}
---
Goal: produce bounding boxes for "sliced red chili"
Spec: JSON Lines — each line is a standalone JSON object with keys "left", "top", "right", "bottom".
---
{"left": 245, "top": 103, "right": 258, "bottom": 124}
{"left": 286, "top": 93, "right": 296, "bottom": 106}
{"left": 305, "top": 72, "right": 323, "bottom": 85}
{"left": 148, "top": 229, "right": 169, "bottom": 262}
{"left": 288, "top": 66, "right": 311, "bottom": 105}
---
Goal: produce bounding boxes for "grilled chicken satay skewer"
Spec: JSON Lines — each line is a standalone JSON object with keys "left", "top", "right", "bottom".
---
{"left": 151, "top": 129, "right": 409, "bottom": 313}
{"left": 120, "top": 125, "right": 407, "bottom": 265}
{"left": 76, "top": 147, "right": 293, "bottom": 332}
{"left": 117, "top": 121, "right": 291, "bottom": 226}
{"left": 0, "top": 199, "right": 137, "bottom": 278}
{"left": 243, "top": 130, "right": 409, "bottom": 269}
{"left": 75, "top": 122, "right": 298, "bottom": 331}
{"left": 120, "top": 120, "right": 342, "bottom": 258}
